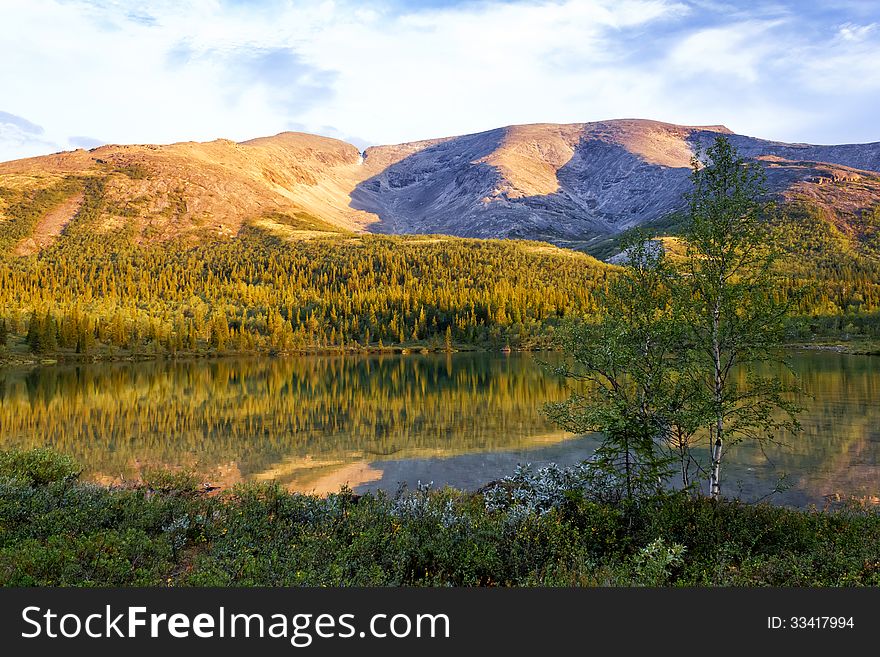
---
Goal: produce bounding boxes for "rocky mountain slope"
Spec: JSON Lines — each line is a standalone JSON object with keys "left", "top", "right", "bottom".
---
{"left": 354, "top": 120, "right": 880, "bottom": 247}
{"left": 1, "top": 119, "right": 879, "bottom": 255}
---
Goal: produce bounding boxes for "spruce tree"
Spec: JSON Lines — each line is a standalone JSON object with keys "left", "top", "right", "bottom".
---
{"left": 26, "top": 310, "right": 41, "bottom": 353}
{"left": 41, "top": 311, "right": 58, "bottom": 352}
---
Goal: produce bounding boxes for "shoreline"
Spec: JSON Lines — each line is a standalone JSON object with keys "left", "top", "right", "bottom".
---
{"left": 789, "top": 340, "right": 880, "bottom": 356}
{"left": 3, "top": 338, "right": 877, "bottom": 371}
{"left": 0, "top": 343, "right": 554, "bottom": 370}
{"left": 3, "top": 447, "right": 879, "bottom": 587}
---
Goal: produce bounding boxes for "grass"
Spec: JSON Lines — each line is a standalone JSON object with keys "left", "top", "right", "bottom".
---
{"left": 1, "top": 449, "right": 878, "bottom": 587}
{"left": 0, "top": 178, "right": 83, "bottom": 253}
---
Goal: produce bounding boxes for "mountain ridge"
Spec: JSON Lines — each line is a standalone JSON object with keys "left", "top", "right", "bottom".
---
{"left": 2, "top": 118, "right": 879, "bottom": 256}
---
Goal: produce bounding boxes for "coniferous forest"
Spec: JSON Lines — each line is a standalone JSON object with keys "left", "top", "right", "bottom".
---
{"left": 1, "top": 175, "right": 878, "bottom": 364}
{"left": 0, "top": 178, "right": 612, "bottom": 359}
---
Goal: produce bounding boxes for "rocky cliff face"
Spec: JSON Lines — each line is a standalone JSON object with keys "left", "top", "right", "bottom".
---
{"left": 353, "top": 120, "right": 880, "bottom": 243}
{"left": 2, "top": 119, "right": 879, "bottom": 253}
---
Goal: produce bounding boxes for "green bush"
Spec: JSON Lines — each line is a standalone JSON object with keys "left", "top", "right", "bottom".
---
{"left": 0, "top": 448, "right": 82, "bottom": 486}
{"left": 1, "top": 449, "right": 879, "bottom": 587}
{"left": 140, "top": 466, "right": 202, "bottom": 495}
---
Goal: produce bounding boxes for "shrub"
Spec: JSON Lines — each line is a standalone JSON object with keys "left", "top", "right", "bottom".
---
{"left": 483, "top": 461, "right": 625, "bottom": 516}
{"left": 140, "top": 466, "right": 202, "bottom": 495}
{"left": 1, "top": 449, "right": 879, "bottom": 587}
{"left": 0, "top": 448, "right": 81, "bottom": 486}
{"left": 629, "top": 538, "right": 687, "bottom": 586}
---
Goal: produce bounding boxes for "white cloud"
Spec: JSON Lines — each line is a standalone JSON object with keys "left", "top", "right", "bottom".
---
{"left": 0, "top": 0, "right": 693, "bottom": 154}
{"left": 667, "top": 20, "right": 786, "bottom": 83}
{"left": 838, "top": 22, "right": 877, "bottom": 42}
{"left": 286, "top": 0, "right": 691, "bottom": 142}
{"left": 0, "top": 122, "right": 62, "bottom": 161}
{"left": 0, "top": 0, "right": 878, "bottom": 162}
{"left": 795, "top": 22, "right": 880, "bottom": 95}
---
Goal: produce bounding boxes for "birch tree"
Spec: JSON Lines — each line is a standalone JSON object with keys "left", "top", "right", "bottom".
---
{"left": 681, "top": 136, "right": 800, "bottom": 498}
{"left": 545, "top": 235, "right": 678, "bottom": 502}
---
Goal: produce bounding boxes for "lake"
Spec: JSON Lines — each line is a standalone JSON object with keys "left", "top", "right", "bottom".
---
{"left": 0, "top": 351, "right": 877, "bottom": 507}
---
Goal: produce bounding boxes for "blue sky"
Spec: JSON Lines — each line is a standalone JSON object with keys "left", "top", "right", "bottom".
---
{"left": 1, "top": 0, "right": 879, "bottom": 161}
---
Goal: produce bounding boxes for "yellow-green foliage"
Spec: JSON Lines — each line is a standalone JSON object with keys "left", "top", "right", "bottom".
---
{"left": 771, "top": 202, "right": 880, "bottom": 317}
{"left": 0, "top": 202, "right": 610, "bottom": 356}
{"left": 1, "top": 175, "right": 879, "bottom": 361}
{"left": 258, "top": 210, "right": 343, "bottom": 233}
{"left": 0, "top": 354, "right": 570, "bottom": 480}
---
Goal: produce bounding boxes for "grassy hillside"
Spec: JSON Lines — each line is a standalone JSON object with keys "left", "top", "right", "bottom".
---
{"left": 0, "top": 132, "right": 378, "bottom": 246}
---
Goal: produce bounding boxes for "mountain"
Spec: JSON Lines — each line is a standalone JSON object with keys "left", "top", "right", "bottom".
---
{"left": 0, "top": 132, "right": 373, "bottom": 253}
{"left": 355, "top": 120, "right": 727, "bottom": 242}
{"left": 354, "top": 120, "right": 880, "bottom": 251}
{"left": 2, "top": 118, "right": 879, "bottom": 257}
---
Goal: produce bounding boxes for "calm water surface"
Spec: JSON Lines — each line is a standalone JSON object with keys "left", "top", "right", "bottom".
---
{"left": 0, "top": 351, "right": 876, "bottom": 507}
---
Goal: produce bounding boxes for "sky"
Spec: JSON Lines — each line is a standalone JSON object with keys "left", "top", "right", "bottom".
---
{"left": 1, "top": 0, "right": 879, "bottom": 161}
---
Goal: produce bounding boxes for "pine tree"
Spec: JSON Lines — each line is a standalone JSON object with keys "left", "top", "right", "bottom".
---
{"left": 75, "top": 320, "right": 96, "bottom": 355}
{"left": 41, "top": 311, "right": 57, "bottom": 352}
{"left": 209, "top": 313, "right": 230, "bottom": 350}
{"left": 26, "top": 310, "right": 41, "bottom": 353}
{"left": 59, "top": 313, "right": 77, "bottom": 348}
{"left": 111, "top": 312, "right": 127, "bottom": 347}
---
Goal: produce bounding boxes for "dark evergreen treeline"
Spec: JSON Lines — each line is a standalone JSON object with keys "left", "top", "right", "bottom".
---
{"left": 588, "top": 203, "right": 880, "bottom": 339}
{"left": 771, "top": 201, "right": 880, "bottom": 336}
{"left": 0, "top": 232, "right": 609, "bottom": 356}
